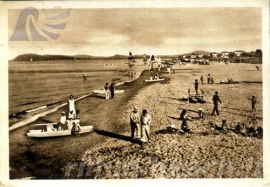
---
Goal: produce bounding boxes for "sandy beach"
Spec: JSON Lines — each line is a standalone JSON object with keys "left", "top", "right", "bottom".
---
{"left": 9, "top": 63, "right": 262, "bottom": 179}
{"left": 68, "top": 63, "right": 263, "bottom": 179}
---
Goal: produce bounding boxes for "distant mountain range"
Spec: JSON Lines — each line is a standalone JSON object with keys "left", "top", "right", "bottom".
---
{"left": 12, "top": 51, "right": 212, "bottom": 61}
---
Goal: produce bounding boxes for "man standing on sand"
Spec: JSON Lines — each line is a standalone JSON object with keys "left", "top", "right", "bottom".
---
{"left": 109, "top": 83, "right": 115, "bottom": 99}
{"left": 194, "top": 79, "right": 199, "bottom": 95}
{"left": 207, "top": 74, "right": 211, "bottom": 84}
{"left": 211, "top": 91, "right": 222, "bottom": 115}
{"left": 200, "top": 75, "right": 204, "bottom": 84}
{"left": 141, "top": 109, "right": 152, "bottom": 143}
{"left": 251, "top": 95, "right": 257, "bottom": 112}
{"left": 130, "top": 107, "right": 141, "bottom": 139}
{"left": 104, "top": 83, "right": 110, "bottom": 100}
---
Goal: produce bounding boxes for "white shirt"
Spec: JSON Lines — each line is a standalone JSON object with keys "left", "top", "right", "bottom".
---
{"left": 142, "top": 114, "right": 152, "bottom": 125}
{"left": 60, "top": 115, "right": 67, "bottom": 125}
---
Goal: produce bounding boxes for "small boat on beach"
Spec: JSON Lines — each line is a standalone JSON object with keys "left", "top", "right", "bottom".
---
{"left": 27, "top": 123, "right": 94, "bottom": 138}
{"left": 219, "top": 81, "right": 240, "bottom": 84}
{"left": 145, "top": 78, "right": 165, "bottom": 82}
{"left": 93, "top": 89, "right": 125, "bottom": 94}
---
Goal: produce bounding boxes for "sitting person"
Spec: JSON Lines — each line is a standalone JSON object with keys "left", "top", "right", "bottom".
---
{"left": 46, "top": 124, "right": 56, "bottom": 132}
{"left": 59, "top": 111, "right": 67, "bottom": 130}
{"left": 181, "top": 120, "right": 190, "bottom": 133}
{"left": 215, "top": 119, "right": 228, "bottom": 131}
{"left": 179, "top": 109, "right": 190, "bottom": 133}
{"left": 154, "top": 73, "right": 159, "bottom": 80}
{"left": 254, "top": 127, "right": 263, "bottom": 139}
{"left": 68, "top": 110, "right": 76, "bottom": 120}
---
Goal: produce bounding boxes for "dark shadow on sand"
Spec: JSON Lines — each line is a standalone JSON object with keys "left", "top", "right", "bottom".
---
{"left": 222, "top": 106, "right": 256, "bottom": 112}
{"left": 94, "top": 130, "right": 142, "bottom": 145}
{"left": 167, "top": 116, "right": 180, "bottom": 120}
{"left": 91, "top": 95, "right": 106, "bottom": 100}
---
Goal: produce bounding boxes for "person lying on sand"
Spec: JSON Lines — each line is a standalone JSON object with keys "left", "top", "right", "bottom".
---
{"left": 215, "top": 119, "right": 228, "bottom": 131}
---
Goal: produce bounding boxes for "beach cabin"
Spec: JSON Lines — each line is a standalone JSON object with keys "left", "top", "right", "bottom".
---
{"left": 233, "top": 50, "right": 245, "bottom": 57}
{"left": 221, "top": 51, "right": 230, "bottom": 59}
{"left": 210, "top": 52, "right": 218, "bottom": 58}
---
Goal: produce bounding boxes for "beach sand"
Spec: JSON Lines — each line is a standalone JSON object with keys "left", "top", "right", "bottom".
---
{"left": 69, "top": 63, "right": 263, "bottom": 179}
{"left": 9, "top": 63, "right": 263, "bottom": 179}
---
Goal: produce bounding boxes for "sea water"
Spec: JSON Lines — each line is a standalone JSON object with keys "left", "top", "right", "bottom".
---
{"left": 9, "top": 59, "right": 146, "bottom": 129}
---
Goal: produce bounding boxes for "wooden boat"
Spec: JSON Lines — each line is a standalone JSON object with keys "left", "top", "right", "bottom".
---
{"left": 27, "top": 123, "right": 94, "bottom": 138}
{"left": 145, "top": 78, "right": 165, "bottom": 82}
{"left": 93, "top": 89, "right": 125, "bottom": 94}
{"left": 219, "top": 81, "right": 239, "bottom": 84}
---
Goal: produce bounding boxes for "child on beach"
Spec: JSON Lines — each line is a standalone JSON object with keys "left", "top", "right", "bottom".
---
{"left": 72, "top": 116, "right": 81, "bottom": 136}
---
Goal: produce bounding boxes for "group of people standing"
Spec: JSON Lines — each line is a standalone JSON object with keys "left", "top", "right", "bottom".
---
{"left": 104, "top": 82, "right": 116, "bottom": 100}
{"left": 130, "top": 107, "right": 152, "bottom": 143}
{"left": 57, "top": 95, "right": 81, "bottom": 136}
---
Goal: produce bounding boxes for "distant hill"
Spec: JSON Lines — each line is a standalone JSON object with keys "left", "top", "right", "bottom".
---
{"left": 180, "top": 50, "right": 211, "bottom": 56}
{"left": 12, "top": 51, "right": 212, "bottom": 61}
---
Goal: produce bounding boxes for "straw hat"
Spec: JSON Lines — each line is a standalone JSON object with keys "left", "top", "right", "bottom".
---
{"left": 133, "top": 106, "right": 138, "bottom": 111}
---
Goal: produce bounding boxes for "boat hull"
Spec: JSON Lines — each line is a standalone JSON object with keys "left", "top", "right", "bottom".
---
{"left": 93, "top": 89, "right": 125, "bottom": 94}
{"left": 27, "top": 126, "right": 94, "bottom": 138}
{"left": 145, "top": 78, "right": 165, "bottom": 82}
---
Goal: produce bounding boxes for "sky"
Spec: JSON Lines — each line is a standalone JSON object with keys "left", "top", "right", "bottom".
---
{"left": 8, "top": 7, "right": 262, "bottom": 60}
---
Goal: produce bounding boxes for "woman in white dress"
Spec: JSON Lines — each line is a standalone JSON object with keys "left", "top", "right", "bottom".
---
{"left": 141, "top": 109, "right": 152, "bottom": 143}
{"left": 68, "top": 95, "right": 76, "bottom": 117}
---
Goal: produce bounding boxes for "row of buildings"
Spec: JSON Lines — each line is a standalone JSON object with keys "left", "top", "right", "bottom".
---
{"left": 179, "top": 49, "right": 262, "bottom": 64}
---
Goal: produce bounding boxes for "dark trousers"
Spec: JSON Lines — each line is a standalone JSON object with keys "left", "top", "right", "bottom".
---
{"left": 110, "top": 91, "right": 114, "bottom": 99}
{"left": 252, "top": 104, "right": 256, "bottom": 112}
{"left": 195, "top": 88, "right": 198, "bottom": 95}
{"left": 212, "top": 104, "right": 219, "bottom": 115}
{"left": 130, "top": 123, "right": 136, "bottom": 138}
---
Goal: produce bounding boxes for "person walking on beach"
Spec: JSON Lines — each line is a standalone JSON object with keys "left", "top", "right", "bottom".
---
{"left": 211, "top": 91, "right": 222, "bottom": 116}
{"left": 141, "top": 109, "right": 152, "bottom": 143}
{"left": 83, "top": 74, "right": 87, "bottom": 83}
{"left": 200, "top": 75, "right": 204, "bottom": 84}
{"left": 194, "top": 79, "right": 199, "bottom": 95}
{"left": 130, "top": 107, "right": 141, "bottom": 139}
{"left": 104, "top": 83, "right": 110, "bottom": 100}
{"left": 207, "top": 74, "right": 211, "bottom": 84}
{"left": 251, "top": 95, "right": 257, "bottom": 112}
{"left": 68, "top": 95, "right": 76, "bottom": 117}
{"left": 109, "top": 83, "right": 115, "bottom": 99}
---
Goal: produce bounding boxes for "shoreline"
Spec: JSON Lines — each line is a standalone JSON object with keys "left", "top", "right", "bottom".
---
{"left": 9, "top": 67, "right": 159, "bottom": 179}
{"left": 9, "top": 64, "right": 147, "bottom": 131}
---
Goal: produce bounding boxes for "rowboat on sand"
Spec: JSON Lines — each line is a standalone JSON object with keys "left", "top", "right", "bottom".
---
{"left": 93, "top": 89, "right": 125, "bottom": 94}
{"left": 145, "top": 78, "right": 165, "bottom": 82}
{"left": 27, "top": 123, "right": 94, "bottom": 138}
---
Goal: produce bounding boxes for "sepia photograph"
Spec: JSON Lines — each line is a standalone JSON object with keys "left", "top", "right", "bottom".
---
{"left": 1, "top": 0, "right": 269, "bottom": 186}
